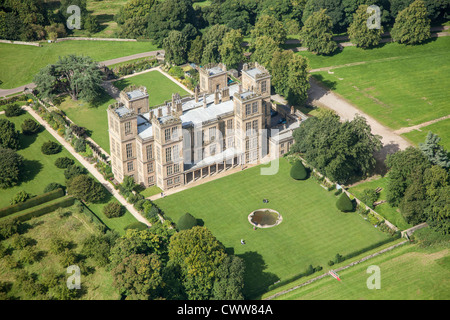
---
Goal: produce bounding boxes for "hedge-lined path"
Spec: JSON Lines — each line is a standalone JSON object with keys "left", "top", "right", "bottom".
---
{"left": 23, "top": 105, "right": 151, "bottom": 227}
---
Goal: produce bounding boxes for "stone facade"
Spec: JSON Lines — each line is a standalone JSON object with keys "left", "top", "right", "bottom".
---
{"left": 107, "top": 63, "right": 302, "bottom": 191}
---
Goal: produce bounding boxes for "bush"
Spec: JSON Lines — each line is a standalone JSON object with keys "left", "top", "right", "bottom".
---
{"left": 10, "top": 190, "right": 31, "bottom": 205}
{"left": 54, "top": 157, "right": 75, "bottom": 169}
{"left": 290, "top": 160, "right": 307, "bottom": 180}
{"left": 124, "top": 221, "right": 149, "bottom": 231}
{"left": 21, "top": 119, "right": 41, "bottom": 135}
{"left": 4, "top": 104, "right": 23, "bottom": 117}
{"left": 43, "top": 183, "right": 64, "bottom": 193}
{"left": 336, "top": 193, "right": 354, "bottom": 212}
{"left": 49, "top": 238, "right": 73, "bottom": 255}
{"left": 64, "top": 165, "right": 87, "bottom": 181}
{"left": 177, "top": 212, "right": 198, "bottom": 231}
{"left": 103, "top": 202, "right": 125, "bottom": 218}
{"left": 41, "top": 141, "right": 62, "bottom": 155}
{"left": 0, "top": 219, "right": 21, "bottom": 240}
{"left": 360, "top": 188, "right": 378, "bottom": 209}
{"left": 73, "top": 138, "right": 86, "bottom": 153}
{"left": 67, "top": 175, "right": 106, "bottom": 203}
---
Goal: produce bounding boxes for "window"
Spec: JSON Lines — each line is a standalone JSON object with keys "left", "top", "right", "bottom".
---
{"left": 172, "top": 126, "right": 178, "bottom": 139}
{"left": 127, "top": 161, "right": 134, "bottom": 172}
{"left": 252, "top": 120, "right": 258, "bottom": 133}
{"left": 245, "top": 122, "right": 252, "bottom": 136}
{"left": 209, "top": 127, "right": 216, "bottom": 141}
{"left": 245, "top": 104, "right": 251, "bottom": 116}
{"left": 146, "top": 145, "right": 153, "bottom": 160}
{"left": 164, "top": 128, "right": 171, "bottom": 142}
{"left": 261, "top": 81, "right": 267, "bottom": 93}
{"left": 173, "top": 145, "right": 179, "bottom": 161}
{"left": 166, "top": 165, "right": 173, "bottom": 176}
{"left": 245, "top": 139, "right": 249, "bottom": 151}
{"left": 147, "top": 162, "right": 153, "bottom": 173}
{"left": 210, "top": 144, "right": 216, "bottom": 155}
{"left": 167, "top": 178, "right": 173, "bottom": 186}
{"left": 126, "top": 143, "right": 133, "bottom": 159}
{"left": 137, "top": 108, "right": 142, "bottom": 114}
{"left": 227, "top": 137, "right": 234, "bottom": 148}
{"left": 148, "top": 176, "right": 154, "bottom": 184}
{"left": 252, "top": 102, "right": 258, "bottom": 114}
{"left": 125, "top": 122, "right": 131, "bottom": 135}
{"left": 226, "top": 119, "right": 233, "bottom": 130}
{"left": 165, "top": 147, "right": 172, "bottom": 162}
{"left": 174, "top": 163, "right": 180, "bottom": 173}
{"left": 156, "top": 147, "right": 161, "bottom": 161}
{"left": 111, "top": 138, "right": 116, "bottom": 154}
{"left": 174, "top": 176, "right": 180, "bottom": 184}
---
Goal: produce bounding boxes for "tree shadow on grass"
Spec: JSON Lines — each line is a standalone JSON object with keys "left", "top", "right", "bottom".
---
{"left": 19, "top": 132, "right": 38, "bottom": 150}
{"left": 19, "top": 160, "right": 43, "bottom": 184}
{"left": 237, "top": 251, "right": 279, "bottom": 300}
{"left": 112, "top": 79, "right": 132, "bottom": 92}
{"left": 90, "top": 89, "right": 113, "bottom": 109}
{"left": 312, "top": 74, "right": 337, "bottom": 90}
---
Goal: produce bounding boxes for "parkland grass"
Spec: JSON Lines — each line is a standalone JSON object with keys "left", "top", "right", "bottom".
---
{"left": 300, "top": 37, "right": 450, "bottom": 134}
{"left": 0, "top": 40, "right": 160, "bottom": 89}
{"left": 402, "top": 118, "right": 450, "bottom": 151}
{"left": 155, "top": 158, "right": 393, "bottom": 298}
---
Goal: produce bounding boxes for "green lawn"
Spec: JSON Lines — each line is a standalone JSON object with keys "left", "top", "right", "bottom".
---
{"left": 56, "top": 90, "right": 114, "bottom": 154}
{"left": 113, "top": 70, "right": 190, "bottom": 107}
{"left": 0, "top": 111, "right": 137, "bottom": 235}
{"left": 301, "top": 37, "right": 450, "bottom": 133}
{"left": 155, "top": 158, "right": 393, "bottom": 298}
{"left": 348, "top": 176, "right": 412, "bottom": 231}
{"left": 402, "top": 118, "right": 450, "bottom": 151}
{"left": 0, "top": 40, "right": 159, "bottom": 89}
{"left": 273, "top": 241, "right": 450, "bottom": 300}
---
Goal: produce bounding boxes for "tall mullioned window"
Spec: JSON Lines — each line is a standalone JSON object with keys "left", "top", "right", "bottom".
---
{"left": 165, "top": 128, "right": 171, "bottom": 142}
{"left": 146, "top": 145, "right": 153, "bottom": 160}
{"left": 252, "top": 102, "right": 258, "bottom": 114}
{"left": 261, "top": 81, "right": 267, "bottom": 93}
{"left": 165, "top": 147, "right": 172, "bottom": 162}
{"left": 125, "top": 122, "right": 131, "bottom": 135}
{"left": 126, "top": 143, "right": 133, "bottom": 159}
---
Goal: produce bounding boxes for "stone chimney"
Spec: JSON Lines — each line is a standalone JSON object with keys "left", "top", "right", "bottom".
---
{"left": 290, "top": 106, "right": 294, "bottom": 114}
{"left": 203, "top": 94, "right": 207, "bottom": 108}
{"left": 149, "top": 110, "right": 153, "bottom": 120}
{"left": 194, "top": 85, "right": 199, "bottom": 103}
{"left": 157, "top": 107, "right": 162, "bottom": 118}
{"left": 221, "top": 87, "right": 230, "bottom": 102}
{"left": 214, "top": 90, "right": 220, "bottom": 105}
{"left": 243, "top": 63, "right": 248, "bottom": 71}
{"left": 176, "top": 99, "right": 182, "bottom": 114}
{"left": 238, "top": 84, "right": 242, "bottom": 94}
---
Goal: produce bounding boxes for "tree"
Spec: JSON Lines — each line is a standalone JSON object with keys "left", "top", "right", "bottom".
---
{"left": 147, "top": 0, "right": 196, "bottom": 47}
{"left": 348, "top": 4, "right": 384, "bottom": 48}
{"left": 10, "top": 190, "right": 31, "bottom": 205}
{"left": 67, "top": 174, "right": 105, "bottom": 203}
{"left": 0, "top": 148, "right": 24, "bottom": 189}
{"left": 4, "top": 104, "right": 23, "bottom": 117}
{"left": 115, "top": 0, "right": 155, "bottom": 38}
{"left": 41, "top": 141, "right": 61, "bottom": 155}
{"left": 201, "top": 24, "right": 231, "bottom": 65}
{"left": 270, "top": 50, "right": 311, "bottom": 106}
{"left": 33, "top": 55, "right": 103, "bottom": 102}
{"left": 291, "top": 114, "right": 382, "bottom": 184}
{"left": 81, "top": 231, "right": 118, "bottom": 267}
{"left": 188, "top": 35, "right": 204, "bottom": 64}
{"left": 251, "top": 36, "right": 281, "bottom": 70}
{"left": 21, "top": 119, "right": 41, "bottom": 135}
{"left": 177, "top": 212, "right": 198, "bottom": 231}
{"left": 302, "top": 0, "right": 345, "bottom": 33}
{"left": 112, "top": 253, "right": 164, "bottom": 300}
{"left": 419, "top": 132, "right": 450, "bottom": 169}
{"left": 336, "top": 192, "right": 354, "bottom": 212}
{"left": 0, "top": 119, "right": 20, "bottom": 150}
{"left": 43, "top": 183, "right": 64, "bottom": 193}
{"left": 168, "top": 226, "right": 227, "bottom": 300}
{"left": 54, "top": 157, "right": 75, "bottom": 169}
{"left": 163, "top": 30, "right": 188, "bottom": 65}
{"left": 103, "top": 202, "right": 126, "bottom": 218}
{"left": 391, "top": 0, "right": 431, "bottom": 45}
{"left": 250, "top": 14, "right": 287, "bottom": 46}
{"left": 360, "top": 188, "right": 379, "bottom": 209}
{"left": 301, "top": 9, "right": 338, "bottom": 55}
{"left": 290, "top": 160, "right": 308, "bottom": 180}
{"left": 385, "top": 147, "right": 430, "bottom": 206}
{"left": 213, "top": 255, "right": 245, "bottom": 300}
{"left": 64, "top": 164, "right": 87, "bottom": 181}
{"left": 219, "top": 29, "right": 244, "bottom": 70}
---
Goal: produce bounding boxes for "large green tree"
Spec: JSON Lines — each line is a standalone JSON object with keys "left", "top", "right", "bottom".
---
{"left": 66, "top": 174, "right": 106, "bottom": 203}
{"left": 0, "top": 119, "right": 20, "bottom": 150}
{"left": 168, "top": 226, "right": 227, "bottom": 300}
{"left": 419, "top": 132, "right": 450, "bottom": 169}
{"left": 291, "top": 113, "right": 382, "bottom": 184}
{"left": 301, "top": 9, "right": 338, "bottom": 55}
{"left": 391, "top": 0, "right": 431, "bottom": 45}
{"left": 0, "top": 147, "right": 24, "bottom": 189}
{"left": 348, "top": 4, "right": 384, "bottom": 48}
{"left": 302, "top": 0, "right": 345, "bottom": 32}
{"left": 33, "top": 55, "right": 103, "bottom": 102}
{"left": 250, "top": 36, "right": 281, "bottom": 70}
{"left": 250, "top": 14, "right": 287, "bottom": 46}
{"left": 212, "top": 255, "right": 245, "bottom": 300}
{"left": 115, "top": 0, "right": 155, "bottom": 38}
{"left": 163, "top": 30, "right": 188, "bottom": 65}
{"left": 219, "top": 29, "right": 244, "bottom": 69}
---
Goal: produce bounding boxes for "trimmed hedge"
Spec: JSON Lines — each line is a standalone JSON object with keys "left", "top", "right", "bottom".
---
{"left": 5, "top": 196, "right": 75, "bottom": 222}
{"left": 336, "top": 192, "right": 354, "bottom": 212}
{"left": 290, "top": 160, "right": 307, "bottom": 180}
{"left": 0, "top": 188, "right": 65, "bottom": 219}
{"left": 177, "top": 212, "right": 197, "bottom": 231}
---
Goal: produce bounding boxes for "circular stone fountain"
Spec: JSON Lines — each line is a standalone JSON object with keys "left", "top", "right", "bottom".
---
{"left": 248, "top": 209, "right": 283, "bottom": 228}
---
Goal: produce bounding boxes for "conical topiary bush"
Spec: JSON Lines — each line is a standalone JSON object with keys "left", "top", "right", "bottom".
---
{"left": 336, "top": 192, "right": 354, "bottom": 212}
{"left": 177, "top": 212, "right": 198, "bottom": 231}
{"left": 290, "top": 160, "right": 307, "bottom": 180}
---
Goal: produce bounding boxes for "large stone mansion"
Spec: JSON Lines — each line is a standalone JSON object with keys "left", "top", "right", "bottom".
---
{"left": 107, "top": 62, "right": 304, "bottom": 191}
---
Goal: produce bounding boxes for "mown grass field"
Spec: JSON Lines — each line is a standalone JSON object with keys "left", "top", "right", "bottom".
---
{"left": 113, "top": 70, "right": 190, "bottom": 107}
{"left": 301, "top": 37, "right": 450, "bottom": 133}
{"left": 402, "top": 118, "right": 450, "bottom": 151}
{"left": 0, "top": 40, "right": 159, "bottom": 89}
{"left": 272, "top": 240, "right": 450, "bottom": 300}
{"left": 0, "top": 111, "right": 137, "bottom": 235}
{"left": 0, "top": 207, "right": 120, "bottom": 300}
{"left": 155, "top": 158, "right": 393, "bottom": 298}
